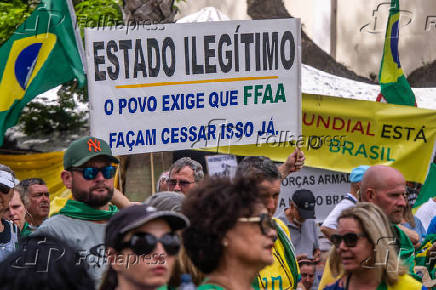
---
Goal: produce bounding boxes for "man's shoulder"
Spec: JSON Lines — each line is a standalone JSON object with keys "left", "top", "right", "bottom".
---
{"left": 35, "top": 215, "right": 105, "bottom": 239}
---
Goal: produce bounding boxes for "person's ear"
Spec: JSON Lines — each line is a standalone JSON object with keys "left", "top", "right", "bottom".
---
{"left": 284, "top": 207, "right": 293, "bottom": 220}
{"left": 366, "top": 188, "right": 376, "bottom": 202}
{"left": 61, "top": 170, "right": 73, "bottom": 189}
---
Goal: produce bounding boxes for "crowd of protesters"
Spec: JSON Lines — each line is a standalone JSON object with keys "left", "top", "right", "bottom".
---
{"left": 0, "top": 135, "right": 435, "bottom": 289}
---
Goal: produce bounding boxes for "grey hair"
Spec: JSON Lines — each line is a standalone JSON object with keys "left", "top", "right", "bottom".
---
{"left": 236, "top": 156, "right": 279, "bottom": 180}
{"left": 169, "top": 157, "right": 204, "bottom": 182}
{"left": 329, "top": 202, "right": 406, "bottom": 286}
{"left": 18, "top": 178, "right": 46, "bottom": 207}
{"left": 156, "top": 171, "right": 169, "bottom": 192}
{"left": 145, "top": 191, "right": 185, "bottom": 213}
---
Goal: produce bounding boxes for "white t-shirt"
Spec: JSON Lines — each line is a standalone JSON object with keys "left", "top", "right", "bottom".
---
{"left": 415, "top": 198, "right": 436, "bottom": 230}
{"left": 321, "top": 193, "right": 357, "bottom": 229}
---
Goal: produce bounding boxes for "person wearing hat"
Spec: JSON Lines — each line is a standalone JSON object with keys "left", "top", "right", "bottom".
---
{"left": 34, "top": 136, "right": 121, "bottom": 285}
{"left": 99, "top": 203, "right": 189, "bottom": 290}
{"left": 0, "top": 163, "right": 19, "bottom": 262}
{"left": 320, "top": 165, "right": 370, "bottom": 239}
{"left": 277, "top": 189, "right": 320, "bottom": 262}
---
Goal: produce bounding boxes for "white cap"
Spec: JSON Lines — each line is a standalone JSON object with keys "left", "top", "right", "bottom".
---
{"left": 0, "top": 170, "right": 16, "bottom": 188}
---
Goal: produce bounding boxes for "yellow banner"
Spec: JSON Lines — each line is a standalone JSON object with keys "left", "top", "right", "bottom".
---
{"left": 201, "top": 94, "right": 436, "bottom": 183}
{"left": 0, "top": 151, "right": 68, "bottom": 200}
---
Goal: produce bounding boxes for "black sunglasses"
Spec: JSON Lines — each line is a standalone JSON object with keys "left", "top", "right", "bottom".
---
{"left": 0, "top": 184, "right": 10, "bottom": 195}
{"left": 118, "top": 232, "right": 181, "bottom": 256}
{"left": 330, "top": 232, "right": 366, "bottom": 248}
{"left": 70, "top": 166, "right": 116, "bottom": 180}
{"left": 238, "top": 213, "right": 276, "bottom": 238}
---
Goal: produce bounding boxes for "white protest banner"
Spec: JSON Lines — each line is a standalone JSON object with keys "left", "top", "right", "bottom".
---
{"left": 85, "top": 19, "right": 301, "bottom": 155}
{"left": 275, "top": 167, "right": 350, "bottom": 222}
{"left": 205, "top": 154, "right": 238, "bottom": 178}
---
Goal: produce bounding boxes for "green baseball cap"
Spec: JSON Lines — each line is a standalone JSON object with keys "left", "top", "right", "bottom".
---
{"left": 63, "top": 136, "right": 119, "bottom": 169}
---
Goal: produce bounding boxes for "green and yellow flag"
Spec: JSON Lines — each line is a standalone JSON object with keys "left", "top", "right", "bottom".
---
{"left": 0, "top": 0, "right": 85, "bottom": 145}
{"left": 378, "top": 0, "right": 416, "bottom": 106}
{"left": 413, "top": 163, "right": 436, "bottom": 208}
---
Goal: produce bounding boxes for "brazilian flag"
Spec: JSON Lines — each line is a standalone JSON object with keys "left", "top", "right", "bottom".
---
{"left": 378, "top": 0, "right": 416, "bottom": 106}
{"left": 0, "top": 0, "right": 85, "bottom": 145}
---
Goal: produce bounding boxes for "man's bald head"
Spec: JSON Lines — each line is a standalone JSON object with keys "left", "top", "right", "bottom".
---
{"left": 360, "top": 165, "right": 406, "bottom": 224}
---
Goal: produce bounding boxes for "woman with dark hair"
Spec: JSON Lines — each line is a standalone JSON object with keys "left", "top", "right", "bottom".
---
{"left": 324, "top": 203, "right": 424, "bottom": 290}
{"left": 182, "top": 176, "right": 277, "bottom": 289}
{"left": 100, "top": 203, "right": 189, "bottom": 290}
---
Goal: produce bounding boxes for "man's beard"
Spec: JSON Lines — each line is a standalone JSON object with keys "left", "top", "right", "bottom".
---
{"left": 72, "top": 184, "right": 114, "bottom": 208}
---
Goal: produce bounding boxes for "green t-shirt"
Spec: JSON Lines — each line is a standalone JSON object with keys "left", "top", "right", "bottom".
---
{"left": 198, "top": 284, "right": 225, "bottom": 290}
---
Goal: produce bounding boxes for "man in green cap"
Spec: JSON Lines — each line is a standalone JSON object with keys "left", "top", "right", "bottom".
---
{"left": 34, "top": 136, "right": 121, "bottom": 285}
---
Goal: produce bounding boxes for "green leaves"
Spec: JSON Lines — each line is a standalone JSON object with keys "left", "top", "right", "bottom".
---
{"left": 20, "top": 82, "right": 87, "bottom": 135}
{"left": 0, "top": 0, "right": 34, "bottom": 45}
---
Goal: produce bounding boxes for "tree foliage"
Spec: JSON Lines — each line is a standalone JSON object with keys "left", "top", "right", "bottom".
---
{"left": 19, "top": 82, "right": 87, "bottom": 135}
{"left": 0, "top": 0, "right": 185, "bottom": 139}
{"left": 0, "top": 0, "right": 123, "bottom": 137}
{"left": 0, "top": 0, "right": 36, "bottom": 45}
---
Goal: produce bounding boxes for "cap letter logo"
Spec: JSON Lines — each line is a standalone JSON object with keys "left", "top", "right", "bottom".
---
{"left": 88, "top": 139, "right": 101, "bottom": 152}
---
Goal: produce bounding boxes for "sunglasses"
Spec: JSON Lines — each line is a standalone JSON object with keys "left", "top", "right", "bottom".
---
{"left": 70, "top": 166, "right": 117, "bottom": 180}
{"left": 238, "top": 213, "right": 276, "bottom": 238}
{"left": 330, "top": 232, "right": 366, "bottom": 248}
{"left": 0, "top": 184, "right": 10, "bottom": 195}
{"left": 168, "top": 179, "right": 194, "bottom": 188}
{"left": 118, "top": 232, "right": 181, "bottom": 256}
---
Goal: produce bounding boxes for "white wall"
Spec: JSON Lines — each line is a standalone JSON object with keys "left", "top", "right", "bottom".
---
{"left": 177, "top": 0, "right": 436, "bottom": 78}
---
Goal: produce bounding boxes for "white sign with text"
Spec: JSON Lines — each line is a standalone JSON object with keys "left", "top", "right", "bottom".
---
{"left": 205, "top": 154, "right": 238, "bottom": 178}
{"left": 275, "top": 167, "right": 350, "bottom": 222}
{"left": 85, "top": 19, "right": 301, "bottom": 155}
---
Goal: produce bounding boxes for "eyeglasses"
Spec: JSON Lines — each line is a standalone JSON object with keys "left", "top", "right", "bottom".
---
{"left": 330, "top": 232, "right": 366, "bottom": 248}
{"left": 118, "top": 232, "right": 181, "bottom": 256}
{"left": 238, "top": 213, "right": 276, "bottom": 237}
{"left": 168, "top": 179, "right": 194, "bottom": 188}
{"left": 0, "top": 184, "right": 10, "bottom": 195}
{"left": 70, "top": 166, "right": 117, "bottom": 180}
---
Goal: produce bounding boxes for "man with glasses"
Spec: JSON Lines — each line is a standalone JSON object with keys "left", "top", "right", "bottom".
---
{"left": 34, "top": 136, "right": 120, "bottom": 285}
{"left": 168, "top": 157, "right": 204, "bottom": 195}
{"left": 0, "top": 164, "right": 19, "bottom": 262}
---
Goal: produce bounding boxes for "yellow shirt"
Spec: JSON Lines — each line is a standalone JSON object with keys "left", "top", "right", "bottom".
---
{"left": 257, "top": 218, "right": 300, "bottom": 290}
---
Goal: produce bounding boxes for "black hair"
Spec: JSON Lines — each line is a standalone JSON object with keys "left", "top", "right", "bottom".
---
{"left": 0, "top": 235, "right": 94, "bottom": 290}
{"left": 182, "top": 175, "right": 265, "bottom": 274}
